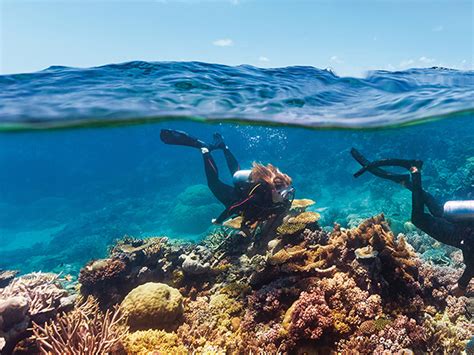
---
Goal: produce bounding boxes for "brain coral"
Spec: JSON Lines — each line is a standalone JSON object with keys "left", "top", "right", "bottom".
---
{"left": 121, "top": 282, "right": 183, "bottom": 330}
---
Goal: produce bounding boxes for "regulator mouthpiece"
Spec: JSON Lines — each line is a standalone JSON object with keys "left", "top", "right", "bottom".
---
{"left": 443, "top": 200, "right": 474, "bottom": 221}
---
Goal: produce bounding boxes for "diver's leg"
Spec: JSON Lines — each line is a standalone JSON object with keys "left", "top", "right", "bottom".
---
{"left": 223, "top": 148, "right": 240, "bottom": 175}
{"left": 210, "top": 133, "right": 240, "bottom": 175}
{"left": 351, "top": 149, "right": 443, "bottom": 216}
{"left": 202, "top": 148, "right": 236, "bottom": 206}
{"left": 422, "top": 191, "right": 444, "bottom": 218}
{"left": 411, "top": 170, "right": 459, "bottom": 247}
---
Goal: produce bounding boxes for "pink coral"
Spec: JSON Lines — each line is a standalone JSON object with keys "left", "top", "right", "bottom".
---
{"left": 285, "top": 288, "right": 333, "bottom": 341}
{"left": 377, "top": 315, "right": 426, "bottom": 352}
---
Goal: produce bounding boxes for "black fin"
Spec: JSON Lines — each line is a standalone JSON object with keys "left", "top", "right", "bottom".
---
{"left": 351, "top": 148, "right": 371, "bottom": 178}
{"left": 209, "top": 133, "right": 226, "bottom": 151}
{"left": 160, "top": 129, "right": 207, "bottom": 149}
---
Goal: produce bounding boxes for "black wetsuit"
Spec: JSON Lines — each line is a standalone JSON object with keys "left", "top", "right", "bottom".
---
{"left": 411, "top": 171, "right": 474, "bottom": 290}
{"left": 202, "top": 148, "right": 290, "bottom": 225}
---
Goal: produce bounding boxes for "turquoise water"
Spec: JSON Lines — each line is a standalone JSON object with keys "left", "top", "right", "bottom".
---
{"left": 0, "top": 62, "right": 473, "bottom": 275}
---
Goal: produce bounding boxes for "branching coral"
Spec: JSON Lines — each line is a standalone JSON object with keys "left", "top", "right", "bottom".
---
{"left": 1, "top": 273, "right": 67, "bottom": 317}
{"left": 32, "top": 296, "right": 128, "bottom": 355}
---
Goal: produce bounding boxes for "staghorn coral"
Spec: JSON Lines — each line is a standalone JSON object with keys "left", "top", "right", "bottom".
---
{"left": 0, "top": 273, "right": 67, "bottom": 317}
{"left": 0, "top": 272, "right": 70, "bottom": 353}
{"left": 121, "top": 282, "right": 183, "bottom": 331}
{"left": 32, "top": 296, "right": 127, "bottom": 355}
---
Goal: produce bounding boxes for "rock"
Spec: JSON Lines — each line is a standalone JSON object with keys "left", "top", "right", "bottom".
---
{"left": 0, "top": 296, "right": 30, "bottom": 352}
{"left": 181, "top": 252, "right": 211, "bottom": 275}
{"left": 121, "top": 282, "right": 183, "bottom": 330}
{"left": 59, "top": 294, "right": 78, "bottom": 312}
{"left": 0, "top": 270, "right": 18, "bottom": 288}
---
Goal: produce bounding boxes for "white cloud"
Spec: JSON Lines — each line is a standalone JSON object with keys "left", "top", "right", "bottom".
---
{"left": 213, "top": 38, "right": 234, "bottom": 47}
{"left": 432, "top": 25, "right": 444, "bottom": 32}
{"left": 259, "top": 56, "right": 269, "bottom": 62}
{"left": 399, "top": 59, "right": 415, "bottom": 68}
{"left": 330, "top": 55, "right": 343, "bottom": 64}
{"left": 419, "top": 56, "right": 435, "bottom": 64}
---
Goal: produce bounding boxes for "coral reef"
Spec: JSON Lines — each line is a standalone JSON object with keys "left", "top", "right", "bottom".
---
{"left": 5, "top": 203, "right": 471, "bottom": 353}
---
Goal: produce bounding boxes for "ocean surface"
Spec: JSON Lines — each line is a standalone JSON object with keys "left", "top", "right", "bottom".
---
{"left": 0, "top": 61, "right": 473, "bottom": 275}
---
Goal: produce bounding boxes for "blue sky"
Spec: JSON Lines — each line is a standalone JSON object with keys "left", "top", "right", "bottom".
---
{"left": 1, "top": 0, "right": 473, "bottom": 77}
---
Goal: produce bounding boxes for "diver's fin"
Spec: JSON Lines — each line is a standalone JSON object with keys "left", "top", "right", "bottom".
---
{"left": 351, "top": 148, "right": 371, "bottom": 178}
{"left": 160, "top": 129, "right": 207, "bottom": 149}
{"left": 353, "top": 166, "right": 369, "bottom": 178}
{"left": 209, "top": 133, "right": 227, "bottom": 151}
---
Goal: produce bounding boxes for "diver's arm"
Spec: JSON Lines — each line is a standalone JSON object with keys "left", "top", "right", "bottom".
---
{"left": 214, "top": 193, "right": 258, "bottom": 224}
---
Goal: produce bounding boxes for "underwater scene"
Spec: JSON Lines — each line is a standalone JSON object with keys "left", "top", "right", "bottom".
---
{"left": 0, "top": 62, "right": 473, "bottom": 354}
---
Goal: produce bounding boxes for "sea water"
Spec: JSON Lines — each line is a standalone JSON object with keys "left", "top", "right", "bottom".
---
{"left": 0, "top": 62, "right": 473, "bottom": 277}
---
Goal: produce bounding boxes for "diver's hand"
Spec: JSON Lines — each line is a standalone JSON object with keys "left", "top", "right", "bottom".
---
{"left": 450, "top": 284, "right": 466, "bottom": 297}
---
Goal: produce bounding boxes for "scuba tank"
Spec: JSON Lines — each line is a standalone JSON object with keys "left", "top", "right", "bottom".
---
{"left": 443, "top": 200, "right": 474, "bottom": 221}
{"left": 232, "top": 170, "right": 252, "bottom": 189}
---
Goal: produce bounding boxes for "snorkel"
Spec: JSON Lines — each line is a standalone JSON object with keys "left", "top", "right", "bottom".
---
{"left": 443, "top": 200, "right": 474, "bottom": 222}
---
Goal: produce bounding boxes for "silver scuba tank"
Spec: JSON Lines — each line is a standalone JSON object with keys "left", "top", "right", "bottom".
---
{"left": 232, "top": 170, "right": 252, "bottom": 188}
{"left": 443, "top": 200, "right": 474, "bottom": 221}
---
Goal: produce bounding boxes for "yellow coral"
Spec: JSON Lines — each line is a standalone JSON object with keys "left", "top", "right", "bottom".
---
{"left": 277, "top": 211, "right": 320, "bottom": 235}
{"left": 290, "top": 199, "right": 316, "bottom": 212}
{"left": 289, "top": 211, "right": 320, "bottom": 224}
{"left": 121, "top": 282, "right": 183, "bottom": 330}
{"left": 277, "top": 222, "right": 307, "bottom": 235}
{"left": 123, "top": 329, "right": 188, "bottom": 354}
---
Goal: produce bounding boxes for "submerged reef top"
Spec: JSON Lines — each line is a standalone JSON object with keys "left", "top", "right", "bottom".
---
{"left": 1, "top": 200, "right": 472, "bottom": 354}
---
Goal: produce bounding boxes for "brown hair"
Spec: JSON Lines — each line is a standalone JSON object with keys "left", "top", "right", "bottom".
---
{"left": 250, "top": 162, "right": 292, "bottom": 189}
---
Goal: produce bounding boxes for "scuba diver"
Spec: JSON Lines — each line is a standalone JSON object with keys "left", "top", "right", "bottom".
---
{"left": 351, "top": 148, "right": 473, "bottom": 296}
{"left": 160, "top": 129, "right": 295, "bottom": 235}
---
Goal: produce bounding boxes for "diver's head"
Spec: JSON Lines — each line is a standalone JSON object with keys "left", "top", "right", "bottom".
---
{"left": 443, "top": 200, "right": 474, "bottom": 223}
{"left": 250, "top": 162, "right": 293, "bottom": 203}
{"left": 250, "top": 162, "right": 292, "bottom": 189}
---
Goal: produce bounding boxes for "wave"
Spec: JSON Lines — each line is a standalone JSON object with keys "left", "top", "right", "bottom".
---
{"left": 0, "top": 61, "right": 473, "bottom": 131}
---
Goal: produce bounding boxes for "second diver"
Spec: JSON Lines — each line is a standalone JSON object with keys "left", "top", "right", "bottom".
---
{"left": 351, "top": 148, "right": 473, "bottom": 295}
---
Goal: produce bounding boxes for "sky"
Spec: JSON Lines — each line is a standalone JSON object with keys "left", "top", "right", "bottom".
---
{"left": 1, "top": 0, "right": 473, "bottom": 77}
